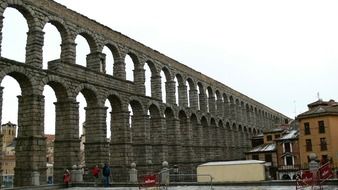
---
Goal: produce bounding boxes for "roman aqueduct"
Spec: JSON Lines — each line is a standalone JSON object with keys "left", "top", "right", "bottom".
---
{"left": 0, "top": 0, "right": 288, "bottom": 186}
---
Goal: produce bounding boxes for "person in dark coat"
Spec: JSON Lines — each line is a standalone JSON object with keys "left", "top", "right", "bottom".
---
{"left": 102, "top": 163, "right": 111, "bottom": 187}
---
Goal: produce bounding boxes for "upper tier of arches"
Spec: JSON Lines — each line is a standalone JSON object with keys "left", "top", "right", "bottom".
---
{"left": 0, "top": 0, "right": 289, "bottom": 131}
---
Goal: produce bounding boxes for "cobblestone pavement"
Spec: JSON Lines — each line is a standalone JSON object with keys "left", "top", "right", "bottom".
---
{"left": 61, "top": 186, "right": 338, "bottom": 190}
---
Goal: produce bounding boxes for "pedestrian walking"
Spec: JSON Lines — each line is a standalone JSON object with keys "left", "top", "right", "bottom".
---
{"left": 91, "top": 164, "right": 100, "bottom": 186}
{"left": 63, "top": 169, "right": 71, "bottom": 188}
{"left": 102, "top": 162, "right": 111, "bottom": 187}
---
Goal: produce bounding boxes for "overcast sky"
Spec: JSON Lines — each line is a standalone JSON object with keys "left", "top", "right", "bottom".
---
{"left": 53, "top": 0, "right": 338, "bottom": 117}
{"left": 1, "top": 0, "right": 338, "bottom": 134}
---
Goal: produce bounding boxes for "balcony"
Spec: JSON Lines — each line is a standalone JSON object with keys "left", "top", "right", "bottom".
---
{"left": 278, "top": 165, "right": 300, "bottom": 171}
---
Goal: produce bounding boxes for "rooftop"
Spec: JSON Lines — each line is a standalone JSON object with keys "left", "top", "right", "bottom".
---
{"left": 297, "top": 99, "right": 338, "bottom": 119}
{"left": 199, "top": 160, "right": 266, "bottom": 166}
{"left": 275, "top": 130, "right": 298, "bottom": 141}
{"left": 247, "top": 143, "right": 276, "bottom": 153}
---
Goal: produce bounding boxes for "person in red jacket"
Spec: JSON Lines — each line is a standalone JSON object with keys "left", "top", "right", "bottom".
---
{"left": 63, "top": 169, "right": 71, "bottom": 188}
{"left": 91, "top": 165, "right": 100, "bottom": 186}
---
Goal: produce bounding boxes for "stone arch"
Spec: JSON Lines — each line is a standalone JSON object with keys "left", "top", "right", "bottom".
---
{"left": 210, "top": 118, "right": 217, "bottom": 127}
{"left": 72, "top": 30, "right": 98, "bottom": 68}
{"left": 124, "top": 51, "right": 141, "bottom": 82}
{"left": 73, "top": 84, "right": 99, "bottom": 107}
{"left": 106, "top": 93, "right": 125, "bottom": 169}
{"left": 206, "top": 86, "right": 214, "bottom": 96}
{"left": 235, "top": 99, "right": 240, "bottom": 118}
{"left": 179, "top": 110, "right": 191, "bottom": 161}
{"left": 145, "top": 60, "right": 158, "bottom": 76}
{"left": 186, "top": 77, "right": 197, "bottom": 108}
{"left": 40, "top": 75, "right": 69, "bottom": 100}
{"left": 226, "top": 122, "right": 231, "bottom": 130}
{"left": 245, "top": 103, "right": 250, "bottom": 123}
{"left": 223, "top": 93, "right": 229, "bottom": 103}
{"left": 164, "top": 107, "right": 175, "bottom": 119}
{"left": 74, "top": 30, "right": 98, "bottom": 53}
{"left": 206, "top": 86, "right": 214, "bottom": 113}
{"left": 0, "top": 66, "right": 35, "bottom": 95}
{"left": 225, "top": 121, "right": 232, "bottom": 154}
{"left": 164, "top": 107, "right": 178, "bottom": 163}
{"left": 40, "top": 77, "right": 76, "bottom": 182}
{"left": 197, "top": 82, "right": 205, "bottom": 111}
{"left": 186, "top": 78, "right": 195, "bottom": 90}
{"left": 201, "top": 116, "right": 210, "bottom": 161}
{"left": 145, "top": 60, "right": 158, "bottom": 97}
{"left": 129, "top": 99, "right": 145, "bottom": 116}
{"left": 210, "top": 117, "right": 217, "bottom": 159}
{"left": 215, "top": 90, "right": 223, "bottom": 116}
{"left": 175, "top": 73, "right": 186, "bottom": 106}
{"left": 147, "top": 103, "right": 163, "bottom": 164}
{"left": 232, "top": 123, "right": 237, "bottom": 131}
{"left": 103, "top": 42, "right": 121, "bottom": 60}
{"left": 238, "top": 125, "right": 243, "bottom": 132}
{"left": 223, "top": 93, "right": 229, "bottom": 118}
{"left": 125, "top": 51, "right": 140, "bottom": 67}
{"left": 215, "top": 90, "right": 222, "bottom": 101}
{"left": 201, "top": 116, "right": 208, "bottom": 127}
{"left": 106, "top": 93, "right": 122, "bottom": 112}
{"left": 128, "top": 99, "right": 147, "bottom": 165}
{"left": 218, "top": 119, "right": 224, "bottom": 128}
{"left": 160, "top": 66, "right": 173, "bottom": 104}
{"left": 190, "top": 113, "right": 200, "bottom": 161}
{"left": 229, "top": 96, "right": 234, "bottom": 104}
{"left": 161, "top": 66, "right": 172, "bottom": 81}
{"left": 1, "top": 1, "right": 37, "bottom": 29}
{"left": 217, "top": 119, "right": 225, "bottom": 159}
{"left": 175, "top": 73, "right": 184, "bottom": 85}
{"left": 42, "top": 16, "right": 69, "bottom": 43}
{"left": 148, "top": 103, "right": 161, "bottom": 118}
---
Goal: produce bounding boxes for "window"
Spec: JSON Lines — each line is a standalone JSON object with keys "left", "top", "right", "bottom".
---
{"left": 285, "top": 156, "right": 293, "bottom": 166}
{"left": 252, "top": 154, "right": 259, "bottom": 160}
{"left": 321, "top": 155, "right": 328, "bottom": 164}
{"left": 320, "top": 138, "right": 327, "bottom": 151}
{"left": 304, "top": 122, "right": 310, "bottom": 135}
{"left": 265, "top": 154, "right": 272, "bottom": 164}
{"left": 284, "top": 142, "right": 291, "bottom": 153}
{"left": 275, "top": 134, "right": 280, "bottom": 139}
{"left": 306, "top": 139, "right": 312, "bottom": 152}
{"left": 267, "top": 135, "right": 272, "bottom": 141}
{"left": 318, "top": 121, "right": 325, "bottom": 134}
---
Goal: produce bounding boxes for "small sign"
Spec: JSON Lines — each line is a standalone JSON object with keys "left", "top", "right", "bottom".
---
{"left": 143, "top": 175, "right": 156, "bottom": 187}
{"left": 301, "top": 171, "right": 314, "bottom": 185}
{"left": 319, "top": 163, "right": 333, "bottom": 180}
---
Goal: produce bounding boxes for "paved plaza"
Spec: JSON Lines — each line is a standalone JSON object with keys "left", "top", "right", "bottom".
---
{"left": 60, "top": 186, "right": 338, "bottom": 190}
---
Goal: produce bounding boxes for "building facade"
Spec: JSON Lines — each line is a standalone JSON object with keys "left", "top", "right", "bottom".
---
{"left": 0, "top": 122, "right": 16, "bottom": 188}
{"left": 246, "top": 123, "right": 301, "bottom": 180}
{"left": 245, "top": 128, "right": 285, "bottom": 179}
{"left": 275, "top": 129, "right": 300, "bottom": 180}
{"left": 297, "top": 99, "right": 338, "bottom": 175}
